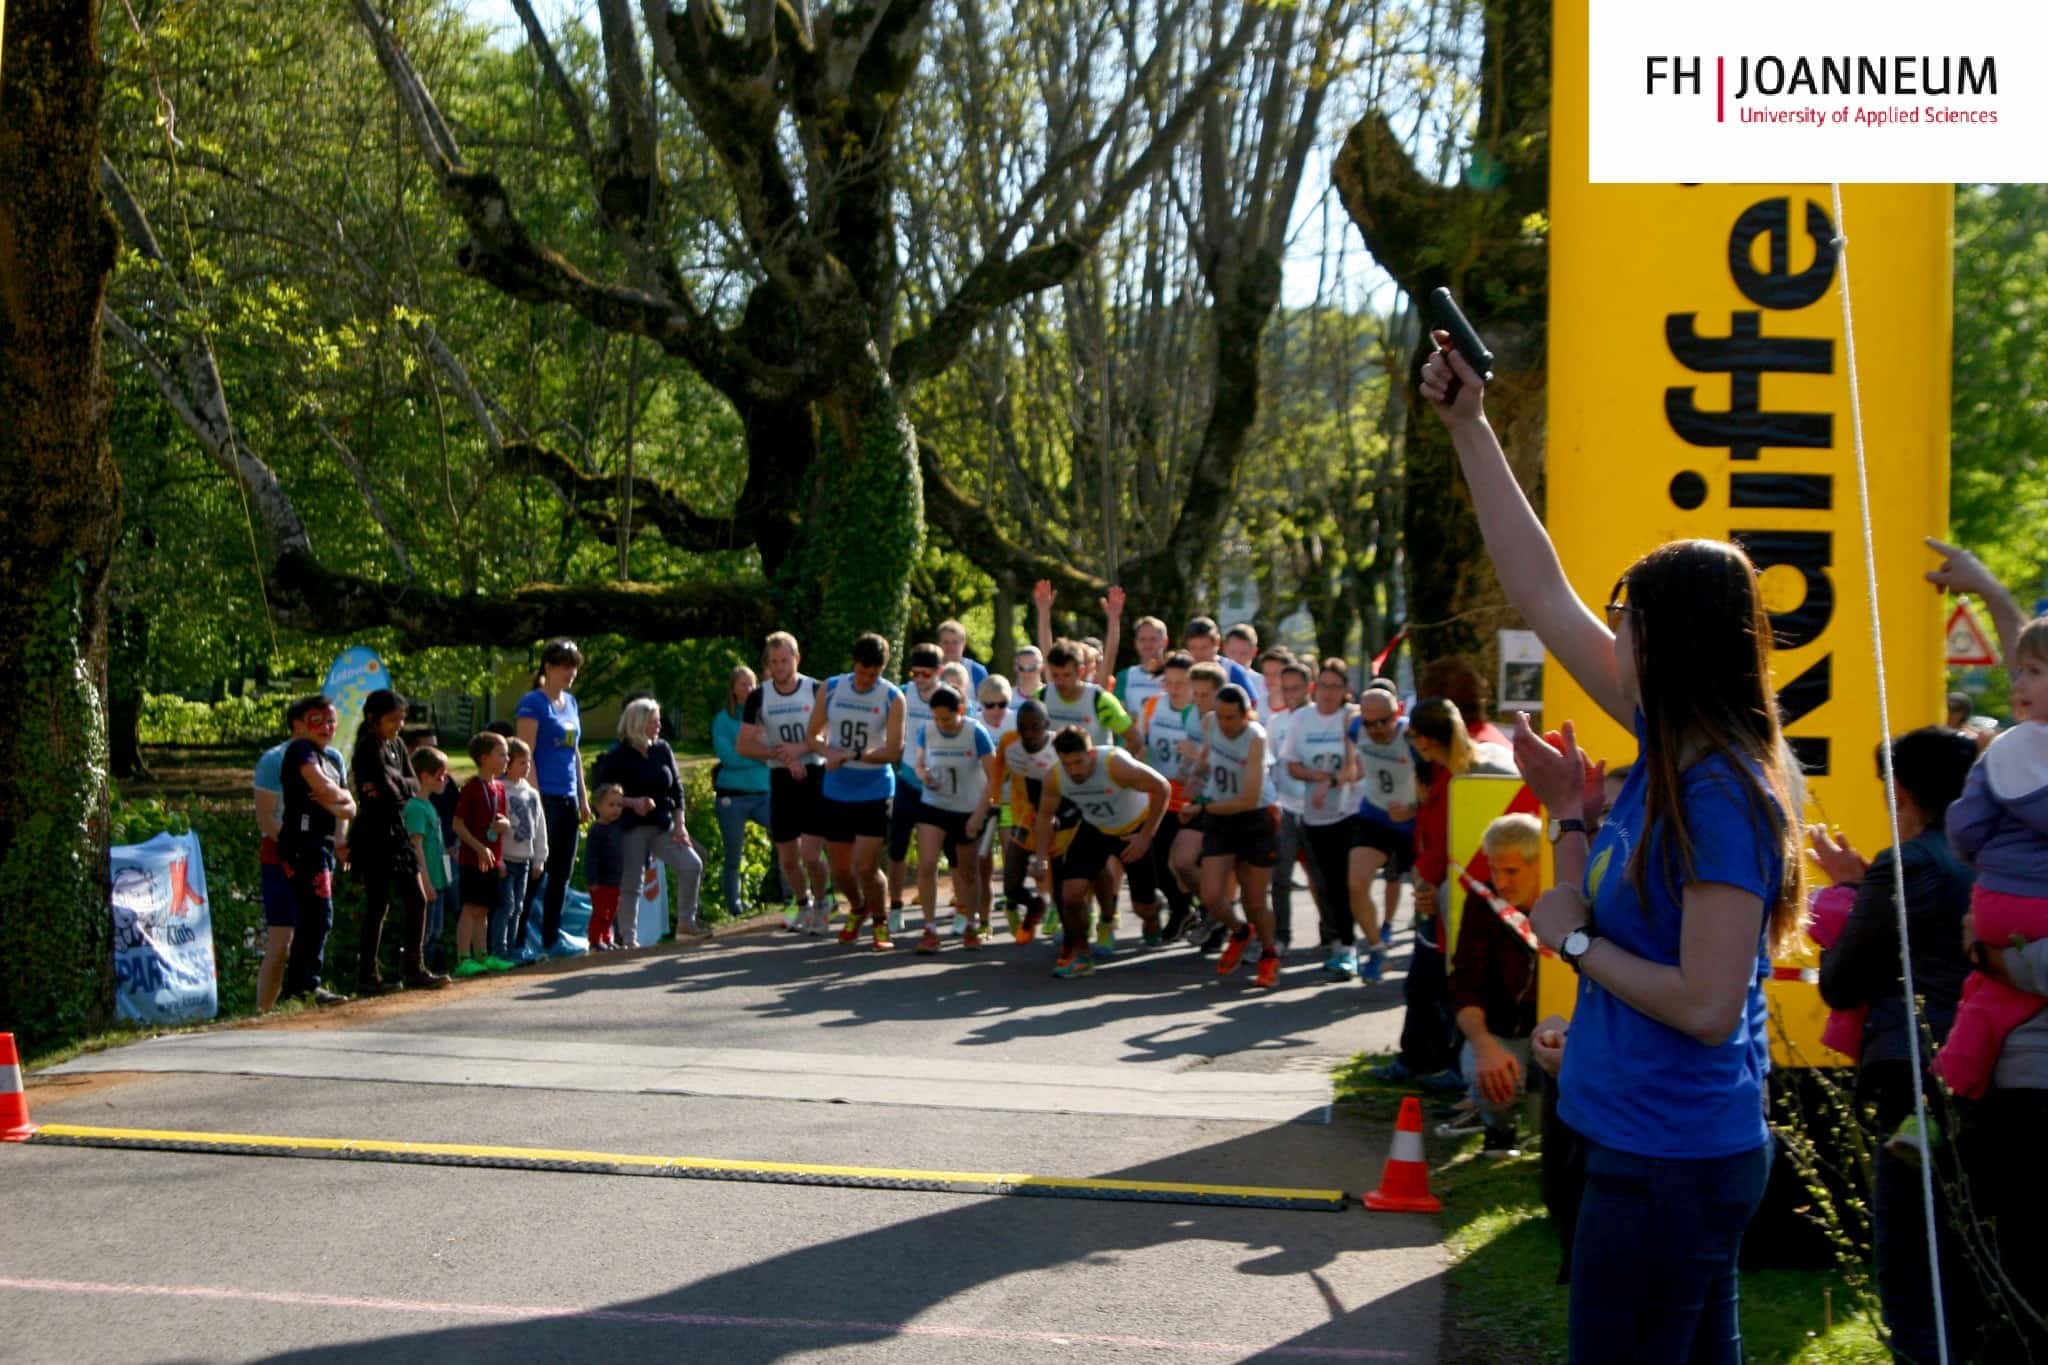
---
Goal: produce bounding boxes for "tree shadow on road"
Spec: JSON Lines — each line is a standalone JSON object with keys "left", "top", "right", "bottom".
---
{"left": 488, "top": 927, "right": 1409, "bottom": 1067}
{"left": 258, "top": 1114, "right": 1445, "bottom": 1365}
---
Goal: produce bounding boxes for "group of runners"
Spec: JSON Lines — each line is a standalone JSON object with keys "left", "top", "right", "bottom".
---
{"left": 737, "top": 585, "right": 1419, "bottom": 988}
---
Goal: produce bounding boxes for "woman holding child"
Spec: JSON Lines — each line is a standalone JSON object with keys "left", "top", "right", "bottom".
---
{"left": 592, "top": 697, "right": 706, "bottom": 945}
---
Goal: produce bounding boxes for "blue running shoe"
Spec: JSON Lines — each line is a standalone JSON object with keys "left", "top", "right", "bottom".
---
{"left": 1361, "top": 948, "right": 1387, "bottom": 983}
{"left": 1322, "top": 949, "right": 1358, "bottom": 980}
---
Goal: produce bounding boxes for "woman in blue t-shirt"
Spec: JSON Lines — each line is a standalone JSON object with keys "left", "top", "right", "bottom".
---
{"left": 1423, "top": 341, "right": 1803, "bottom": 1362}
{"left": 515, "top": 640, "right": 590, "bottom": 956}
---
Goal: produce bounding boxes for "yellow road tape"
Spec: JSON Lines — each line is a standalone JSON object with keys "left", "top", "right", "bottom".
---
{"left": 25, "top": 1124, "right": 1349, "bottom": 1211}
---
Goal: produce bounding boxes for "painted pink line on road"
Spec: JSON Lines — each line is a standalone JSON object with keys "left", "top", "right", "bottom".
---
{"left": 0, "top": 1275, "right": 1413, "bottom": 1360}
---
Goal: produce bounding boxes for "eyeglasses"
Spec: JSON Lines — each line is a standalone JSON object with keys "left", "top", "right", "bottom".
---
{"left": 1363, "top": 715, "right": 1398, "bottom": 730}
{"left": 1605, "top": 600, "right": 1634, "bottom": 627}
{"left": 983, "top": 701, "right": 1009, "bottom": 711}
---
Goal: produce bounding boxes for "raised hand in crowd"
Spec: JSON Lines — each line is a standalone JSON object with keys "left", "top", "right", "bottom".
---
{"left": 1806, "top": 824, "right": 1869, "bottom": 886}
{"left": 1926, "top": 535, "right": 2028, "bottom": 672}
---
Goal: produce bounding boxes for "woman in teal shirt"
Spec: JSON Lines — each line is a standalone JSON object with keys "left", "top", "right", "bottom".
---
{"left": 713, "top": 666, "right": 776, "bottom": 916}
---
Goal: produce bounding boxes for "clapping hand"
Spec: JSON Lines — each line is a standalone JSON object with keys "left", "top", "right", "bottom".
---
{"left": 1511, "top": 714, "right": 1599, "bottom": 819}
{"left": 1806, "top": 824, "right": 1869, "bottom": 886}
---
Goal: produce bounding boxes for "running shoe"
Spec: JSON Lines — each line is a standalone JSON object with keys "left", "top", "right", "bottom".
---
{"left": 1161, "top": 905, "right": 1191, "bottom": 942}
{"left": 1217, "top": 927, "right": 1253, "bottom": 976}
{"left": 1181, "top": 912, "right": 1214, "bottom": 947}
{"left": 1360, "top": 948, "right": 1387, "bottom": 983}
{"left": 1322, "top": 948, "right": 1359, "bottom": 980}
{"left": 1094, "top": 921, "right": 1117, "bottom": 957}
{"left": 1436, "top": 1110, "right": 1486, "bottom": 1139}
{"left": 1017, "top": 907, "right": 1045, "bottom": 945}
{"left": 783, "top": 903, "right": 806, "bottom": 932}
{"left": 1252, "top": 952, "right": 1281, "bottom": 989}
{"left": 916, "top": 928, "right": 943, "bottom": 955}
{"left": 1051, "top": 951, "right": 1094, "bottom": 979}
{"left": 1480, "top": 1128, "right": 1523, "bottom": 1159}
{"left": 871, "top": 919, "right": 895, "bottom": 951}
{"left": 1199, "top": 924, "right": 1227, "bottom": 956}
{"left": 480, "top": 955, "right": 518, "bottom": 973}
{"left": 962, "top": 927, "right": 984, "bottom": 951}
{"left": 838, "top": 912, "right": 867, "bottom": 945}
{"left": 451, "top": 957, "right": 488, "bottom": 979}
{"left": 1004, "top": 904, "right": 1023, "bottom": 939}
{"left": 1139, "top": 914, "right": 1163, "bottom": 948}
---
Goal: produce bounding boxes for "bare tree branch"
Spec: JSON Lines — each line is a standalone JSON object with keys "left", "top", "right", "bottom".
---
{"left": 888, "top": 0, "right": 1264, "bottom": 385}
{"left": 916, "top": 434, "right": 1103, "bottom": 598}
{"left": 351, "top": 0, "right": 798, "bottom": 402}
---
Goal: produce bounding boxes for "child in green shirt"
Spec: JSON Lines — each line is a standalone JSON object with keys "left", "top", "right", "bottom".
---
{"left": 405, "top": 749, "right": 453, "bottom": 909}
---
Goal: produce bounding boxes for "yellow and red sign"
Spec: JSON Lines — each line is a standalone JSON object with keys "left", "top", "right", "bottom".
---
{"left": 1541, "top": 1, "right": 1952, "bottom": 1065}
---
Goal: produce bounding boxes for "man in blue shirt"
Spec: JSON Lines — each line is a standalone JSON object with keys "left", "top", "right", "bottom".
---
{"left": 810, "top": 633, "right": 908, "bottom": 949}
{"left": 1183, "top": 616, "right": 1262, "bottom": 701}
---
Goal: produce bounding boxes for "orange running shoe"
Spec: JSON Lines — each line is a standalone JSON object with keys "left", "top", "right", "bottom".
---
{"left": 1017, "top": 907, "right": 1045, "bottom": 945}
{"left": 837, "top": 909, "right": 866, "bottom": 945}
{"left": 1217, "top": 926, "right": 1253, "bottom": 976}
{"left": 1252, "top": 952, "right": 1281, "bottom": 989}
{"left": 915, "top": 928, "right": 943, "bottom": 955}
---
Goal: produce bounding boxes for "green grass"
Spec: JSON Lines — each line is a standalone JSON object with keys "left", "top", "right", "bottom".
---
{"left": 1337, "top": 1053, "right": 1889, "bottom": 1364}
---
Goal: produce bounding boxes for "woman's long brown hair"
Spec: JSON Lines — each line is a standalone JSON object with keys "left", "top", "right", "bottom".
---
{"left": 1618, "top": 539, "right": 1806, "bottom": 955}
{"left": 1407, "top": 697, "right": 1474, "bottom": 776}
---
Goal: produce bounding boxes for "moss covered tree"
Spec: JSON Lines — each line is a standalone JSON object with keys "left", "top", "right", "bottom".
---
{"left": 0, "top": 0, "right": 125, "bottom": 1045}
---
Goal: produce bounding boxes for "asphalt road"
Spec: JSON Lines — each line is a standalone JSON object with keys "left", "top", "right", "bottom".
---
{"left": 8, "top": 905, "right": 1442, "bottom": 1364}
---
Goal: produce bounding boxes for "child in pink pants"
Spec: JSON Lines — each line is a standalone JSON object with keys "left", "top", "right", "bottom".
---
{"left": 1939, "top": 676, "right": 2048, "bottom": 1099}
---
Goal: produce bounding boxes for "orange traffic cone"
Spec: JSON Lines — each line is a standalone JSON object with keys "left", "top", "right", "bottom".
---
{"left": 1363, "top": 1095, "right": 1440, "bottom": 1213}
{"left": 0, "top": 1033, "right": 35, "bottom": 1142}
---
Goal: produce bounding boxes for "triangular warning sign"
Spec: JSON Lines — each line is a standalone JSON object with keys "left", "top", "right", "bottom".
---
{"left": 1946, "top": 602, "right": 1997, "bottom": 667}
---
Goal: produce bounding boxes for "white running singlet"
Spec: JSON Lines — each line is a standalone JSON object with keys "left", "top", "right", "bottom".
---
{"left": 1058, "top": 748, "right": 1151, "bottom": 834}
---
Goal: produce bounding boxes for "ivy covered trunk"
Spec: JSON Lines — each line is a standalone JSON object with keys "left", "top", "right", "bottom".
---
{"left": 0, "top": 0, "right": 125, "bottom": 1048}
{"left": 795, "top": 356, "right": 925, "bottom": 671}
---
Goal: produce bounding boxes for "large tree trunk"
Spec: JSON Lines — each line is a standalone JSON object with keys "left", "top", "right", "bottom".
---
{"left": 797, "top": 355, "right": 925, "bottom": 669}
{"left": 0, "top": 0, "right": 124, "bottom": 1048}
{"left": 1333, "top": 0, "right": 1549, "bottom": 706}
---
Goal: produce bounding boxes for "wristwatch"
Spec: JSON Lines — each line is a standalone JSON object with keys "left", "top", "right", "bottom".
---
{"left": 1560, "top": 928, "right": 1598, "bottom": 971}
{"left": 1548, "top": 816, "right": 1588, "bottom": 844}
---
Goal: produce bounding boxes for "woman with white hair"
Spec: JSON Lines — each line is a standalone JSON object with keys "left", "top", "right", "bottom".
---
{"left": 592, "top": 695, "right": 706, "bottom": 944}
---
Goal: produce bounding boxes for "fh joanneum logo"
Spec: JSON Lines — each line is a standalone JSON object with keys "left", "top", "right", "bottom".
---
{"left": 1645, "top": 54, "right": 2000, "bottom": 126}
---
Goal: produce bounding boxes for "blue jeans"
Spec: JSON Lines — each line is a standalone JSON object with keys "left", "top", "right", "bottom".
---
{"left": 1569, "top": 1138, "right": 1773, "bottom": 1364}
{"left": 426, "top": 880, "right": 458, "bottom": 971}
{"left": 493, "top": 862, "right": 532, "bottom": 959}
{"left": 714, "top": 791, "right": 773, "bottom": 914}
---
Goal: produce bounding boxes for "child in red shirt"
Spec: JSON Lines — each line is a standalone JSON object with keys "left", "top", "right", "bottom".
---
{"left": 452, "top": 732, "right": 512, "bottom": 976}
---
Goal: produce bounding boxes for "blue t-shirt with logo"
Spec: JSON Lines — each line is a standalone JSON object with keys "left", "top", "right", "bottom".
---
{"left": 1558, "top": 714, "right": 1783, "bottom": 1160}
{"left": 516, "top": 688, "right": 583, "bottom": 800}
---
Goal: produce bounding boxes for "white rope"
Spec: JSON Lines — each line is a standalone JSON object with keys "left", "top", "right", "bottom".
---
{"left": 1830, "top": 182, "right": 1950, "bottom": 1365}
